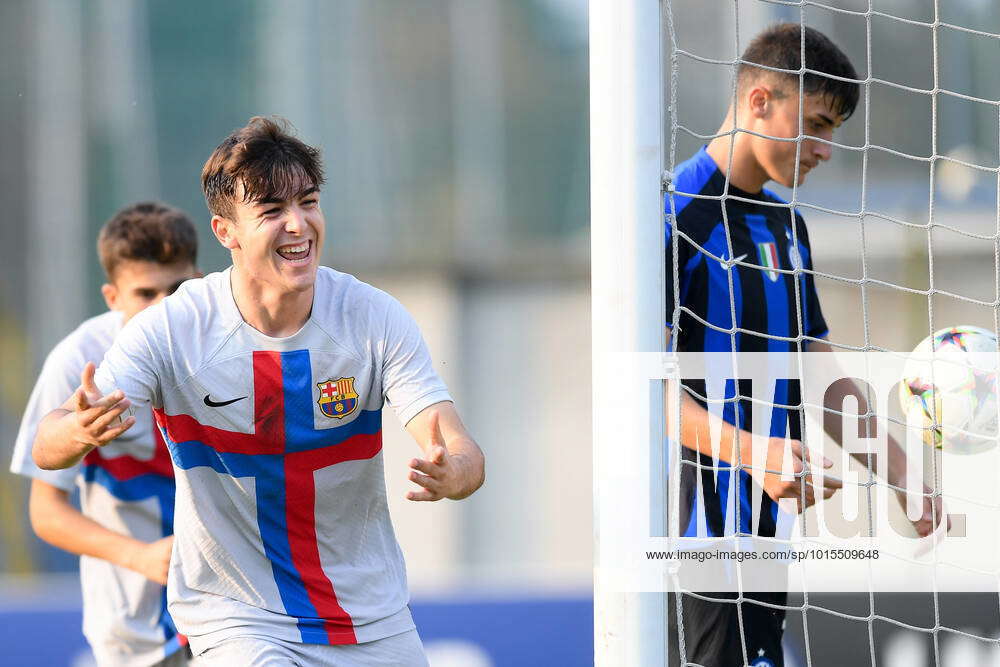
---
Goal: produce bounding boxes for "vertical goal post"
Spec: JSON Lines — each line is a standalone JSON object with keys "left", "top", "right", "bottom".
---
{"left": 590, "top": 0, "right": 672, "bottom": 664}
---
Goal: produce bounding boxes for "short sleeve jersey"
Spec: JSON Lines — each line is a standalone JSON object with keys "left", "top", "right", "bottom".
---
{"left": 10, "top": 311, "right": 182, "bottom": 667}
{"left": 666, "top": 146, "right": 828, "bottom": 539}
{"left": 94, "top": 267, "right": 452, "bottom": 655}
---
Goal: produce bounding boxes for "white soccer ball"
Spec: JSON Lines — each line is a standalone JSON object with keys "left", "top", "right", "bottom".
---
{"left": 899, "top": 325, "right": 1000, "bottom": 454}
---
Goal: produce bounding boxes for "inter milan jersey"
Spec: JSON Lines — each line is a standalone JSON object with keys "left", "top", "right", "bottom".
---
{"left": 10, "top": 311, "right": 182, "bottom": 667}
{"left": 94, "top": 267, "right": 452, "bottom": 656}
{"left": 666, "top": 146, "right": 828, "bottom": 539}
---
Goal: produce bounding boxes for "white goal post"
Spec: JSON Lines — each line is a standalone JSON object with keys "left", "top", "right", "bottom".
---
{"left": 590, "top": 0, "right": 669, "bottom": 664}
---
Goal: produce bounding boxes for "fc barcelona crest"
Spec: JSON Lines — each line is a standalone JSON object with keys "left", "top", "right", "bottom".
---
{"left": 316, "top": 377, "right": 359, "bottom": 419}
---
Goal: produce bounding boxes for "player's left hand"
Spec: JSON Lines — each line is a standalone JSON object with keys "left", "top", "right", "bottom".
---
{"left": 900, "top": 483, "right": 950, "bottom": 538}
{"left": 406, "top": 410, "right": 469, "bottom": 502}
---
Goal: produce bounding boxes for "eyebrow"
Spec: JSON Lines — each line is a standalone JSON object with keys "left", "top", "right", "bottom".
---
{"left": 255, "top": 186, "right": 319, "bottom": 207}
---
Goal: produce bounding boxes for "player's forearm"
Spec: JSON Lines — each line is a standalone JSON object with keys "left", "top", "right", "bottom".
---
{"left": 821, "top": 375, "right": 885, "bottom": 472}
{"left": 446, "top": 438, "right": 485, "bottom": 499}
{"left": 676, "top": 391, "right": 752, "bottom": 465}
{"left": 29, "top": 484, "right": 149, "bottom": 571}
{"left": 32, "top": 409, "right": 96, "bottom": 470}
{"left": 821, "top": 369, "right": 916, "bottom": 487}
{"left": 879, "top": 434, "right": 917, "bottom": 489}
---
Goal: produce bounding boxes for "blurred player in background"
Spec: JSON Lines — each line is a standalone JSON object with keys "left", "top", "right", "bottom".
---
{"left": 664, "top": 24, "right": 942, "bottom": 666}
{"left": 34, "top": 117, "right": 486, "bottom": 666}
{"left": 11, "top": 202, "right": 199, "bottom": 666}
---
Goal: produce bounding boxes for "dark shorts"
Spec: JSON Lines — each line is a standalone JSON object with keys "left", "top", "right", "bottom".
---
{"left": 668, "top": 591, "right": 787, "bottom": 667}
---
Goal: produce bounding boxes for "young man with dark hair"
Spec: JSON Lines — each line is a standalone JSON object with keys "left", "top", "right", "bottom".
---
{"left": 11, "top": 201, "right": 199, "bottom": 666}
{"left": 665, "top": 24, "right": 941, "bottom": 666}
{"left": 34, "top": 117, "right": 485, "bottom": 666}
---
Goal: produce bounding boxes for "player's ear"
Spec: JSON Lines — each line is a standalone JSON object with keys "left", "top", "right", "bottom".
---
{"left": 747, "top": 86, "right": 771, "bottom": 120}
{"left": 101, "top": 282, "right": 118, "bottom": 311}
{"left": 211, "top": 215, "right": 239, "bottom": 250}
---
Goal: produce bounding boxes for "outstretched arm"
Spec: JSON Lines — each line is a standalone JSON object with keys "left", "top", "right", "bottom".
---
{"left": 29, "top": 479, "right": 172, "bottom": 585}
{"left": 404, "top": 401, "right": 484, "bottom": 501}
{"left": 811, "top": 340, "right": 945, "bottom": 537}
{"left": 32, "top": 362, "right": 135, "bottom": 470}
{"left": 666, "top": 329, "right": 840, "bottom": 513}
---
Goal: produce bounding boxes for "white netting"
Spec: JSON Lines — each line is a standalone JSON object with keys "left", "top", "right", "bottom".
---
{"left": 663, "top": 1, "right": 1000, "bottom": 665}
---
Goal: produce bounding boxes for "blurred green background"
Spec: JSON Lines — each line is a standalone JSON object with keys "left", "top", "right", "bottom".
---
{"left": 0, "top": 0, "right": 591, "bottom": 586}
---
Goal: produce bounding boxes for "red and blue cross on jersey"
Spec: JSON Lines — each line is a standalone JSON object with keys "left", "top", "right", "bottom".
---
{"left": 153, "top": 350, "right": 382, "bottom": 645}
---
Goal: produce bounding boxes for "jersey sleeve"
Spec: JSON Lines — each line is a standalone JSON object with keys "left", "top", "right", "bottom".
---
{"left": 10, "top": 344, "right": 84, "bottom": 491}
{"left": 377, "top": 295, "right": 452, "bottom": 426}
{"left": 93, "top": 309, "right": 164, "bottom": 410}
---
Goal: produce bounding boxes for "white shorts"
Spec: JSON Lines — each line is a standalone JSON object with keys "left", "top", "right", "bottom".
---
{"left": 195, "top": 629, "right": 428, "bottom": 667}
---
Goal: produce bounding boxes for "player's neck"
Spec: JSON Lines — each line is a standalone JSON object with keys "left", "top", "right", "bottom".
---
{"left": 229, "top": 268, "right": 314, "bottom": 338}
{"left": 706, "top": 115, "right": 769, "bottom": 194}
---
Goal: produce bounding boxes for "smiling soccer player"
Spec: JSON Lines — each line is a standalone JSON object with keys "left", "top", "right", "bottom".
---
{"left": 33, "top": 117, "right": 485, "bottom": 666}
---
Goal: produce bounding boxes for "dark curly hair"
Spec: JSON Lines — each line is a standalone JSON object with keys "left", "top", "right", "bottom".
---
{"left": 97, "top": 202, "right": 198, "bottom": 280}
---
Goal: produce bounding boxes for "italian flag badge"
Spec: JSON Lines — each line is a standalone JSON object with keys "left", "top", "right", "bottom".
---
{"left": 757, "top": 242, "right": 780, "bottom": 282}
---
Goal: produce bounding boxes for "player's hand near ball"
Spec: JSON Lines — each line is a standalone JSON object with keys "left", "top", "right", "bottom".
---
{"left": 890, "top": 479, "right": 950, "bottom": 539}
{"left": 905, "top": 485, "right": 949, "bottom": 538}
{"left": 32, "top": 362, "right": 135, "bottom": 470}
{"left": 405, "top": 404, "right": 485, "bottom": 501}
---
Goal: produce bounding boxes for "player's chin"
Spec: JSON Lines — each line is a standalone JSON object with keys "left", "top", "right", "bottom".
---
{"left": 792, "top": 167, "right": 813, "bottom": 186}
{"left": 769, "top": 169, "right": 797, "bottom": 189}
{"left": 281, "top": 269, "right": 318, "bottom": 292}
{"left": 271, "top": 260, "right": 317, "bottom": 290}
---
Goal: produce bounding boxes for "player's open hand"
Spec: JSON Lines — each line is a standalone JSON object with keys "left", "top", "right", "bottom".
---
{"left": 753, "top": 438, "right": 842, "bottom": 513}
{"left": 407, "top": 410, "right": 467, "bottom": 502}
{"left": 126, "top": 535, "right": 173, "bottom": 585}
{"left": 71, "top": 362, "right": 135, "bottom": 448}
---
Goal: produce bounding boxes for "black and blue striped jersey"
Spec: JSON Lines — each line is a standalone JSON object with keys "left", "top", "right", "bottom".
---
{"left": 666, "top": 146, "right": 828, "bottom": 538}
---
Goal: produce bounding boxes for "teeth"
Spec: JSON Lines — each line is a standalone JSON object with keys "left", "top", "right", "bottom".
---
{"left": 277, "top": 242, "right": 309, "bottom": 256}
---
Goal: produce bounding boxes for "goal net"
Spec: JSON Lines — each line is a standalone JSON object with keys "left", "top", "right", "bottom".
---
{"left": 661, "top": 1, "right": 1000, "bottom": 665}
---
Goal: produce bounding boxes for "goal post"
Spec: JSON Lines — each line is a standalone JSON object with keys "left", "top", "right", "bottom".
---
{"left": 590, "top": 0, "right": 669, "bottom": 664}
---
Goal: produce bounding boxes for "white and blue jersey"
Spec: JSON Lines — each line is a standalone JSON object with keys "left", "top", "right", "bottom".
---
{"left": 94, "top": 267, "right": 452, "bottom": 656}
{"left": 10, "top": 311, "right": 183, "bottom": 667}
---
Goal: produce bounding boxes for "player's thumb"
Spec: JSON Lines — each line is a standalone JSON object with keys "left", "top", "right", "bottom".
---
{"left": 430, "top": 445, "right": 448, "bottom": 465}
{"left": 81, "top": 362, "right": 99, "bottom": 394}
{"left": 802, "top": 442, "right": 833, "bottom": 469}
{"left": 428, "top": 410, "right": 445, "bottom": 448}
{"left": 74, "top": 386, "right": 90, "bottom": 412}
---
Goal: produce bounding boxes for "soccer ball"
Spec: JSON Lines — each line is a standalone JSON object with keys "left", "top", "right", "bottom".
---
{"left": 899, "top": 325, "right": 1000, "bottom": 455}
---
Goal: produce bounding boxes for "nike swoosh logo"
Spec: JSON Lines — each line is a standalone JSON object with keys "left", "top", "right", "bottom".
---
{"left": 719, "top": 253, "right": 749, "bottom": 268}
{"left": 203, "top": 394, "right": 248, "bottom": 408}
